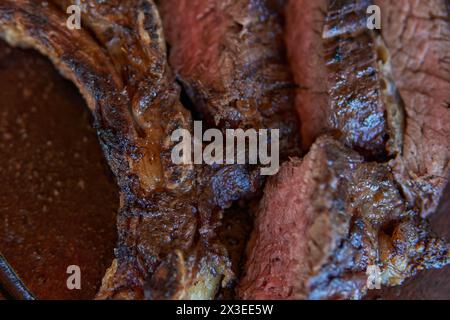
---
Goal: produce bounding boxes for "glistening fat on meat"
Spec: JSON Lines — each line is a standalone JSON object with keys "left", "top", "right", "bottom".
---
{"left": 286, "top": 0, "right": 405, "bottom": 159}
{"left": 237, "top": 136, "right": 449, "bottom": 300}
{"left": 238, "top": 0, "right": 450, "bottom": 300}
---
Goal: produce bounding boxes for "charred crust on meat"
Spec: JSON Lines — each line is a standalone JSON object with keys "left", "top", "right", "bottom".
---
{"left": 0, "top": 0, "right": 229, "bottom": 300}
{"left": 238, "top": 136, "right": 449, "bottom": 300}
{"left": 322, "top": 0, "right": 405, "bottom": 160}
{"left": 159, "top": 0, "right": 301, "bottom": 159}
{"left": 241, "top": 0, "right": 449, "bottom": 300}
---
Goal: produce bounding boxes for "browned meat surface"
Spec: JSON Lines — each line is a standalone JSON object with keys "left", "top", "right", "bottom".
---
{"left": 1, "top": 0, "right": 448, "bottom": 301}
{"left": 237, "top": 136, "right": 449, "bottom": 300}
{"left": 157, "top": 1, "right": 304, "bottom": 297}
{"left": 1, "top": 0, "right": 298, "bottom": 300}
{"left": 375, "top": 0, "right": 450, "bottom": 217}
{"left": 159, "top": 0, "right": 300, "bottom": 158}
{"left": 158, "top": 0, "right": 305, "bottom": 299}
{"left": 323, "top": 0, "right": 404, "bottom": 158}
{"left": 240, "top": 0, "right": 449, "bottom": 300}
{"left": 286, "top": 0, "right": 404, "bottom": 158}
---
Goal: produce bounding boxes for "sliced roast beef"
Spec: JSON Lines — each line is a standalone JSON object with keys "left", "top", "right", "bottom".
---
{"left": 374, "top": 0, "right": 450, "bottom": 217}
{"left": 158, "top": 0, "right": 305, "bottom": 299}
{"left": 286, "top": 0, "right": 448, "bottom": 216}
{"left": 286, "top": 0, "right": 404, "bottom": 158}
{"left": 159, "top": 0, "right": 300, "bottom": 158}
{"left": 285, "top": 0, "right": 329, "bottom": 149}
{"left": 241, "top": 0, "right": 449, "bottom": 300}
{"left": 237, "top": 136, "right": 449, "bottom": 300}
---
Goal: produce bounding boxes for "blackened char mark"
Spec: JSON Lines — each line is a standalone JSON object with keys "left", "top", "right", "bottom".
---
{"left": 286, "top": 0, "right": 405, "bottom": 159}
{"left": 323, "top": 0, "right": 388, "bottom": 159}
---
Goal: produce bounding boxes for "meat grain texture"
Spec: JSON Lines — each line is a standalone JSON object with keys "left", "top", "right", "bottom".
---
{"left": 159, "top": 0, "right": 300, "bottom": 158}
{"left": 239, "top": 0, "right": 450, "bottom": 300}
{"left": 285, "top": 0, "right": 329, "bottom": 149}
{"left": 375, "top": 0, "right": 450, "bottom": 216}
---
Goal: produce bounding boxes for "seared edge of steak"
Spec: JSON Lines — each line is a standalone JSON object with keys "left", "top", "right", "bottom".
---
{"left": 286, "top": 0, "right": 405, "bottom": 158}
{"left": 323, "top": 0, "right": 404, "bottom": 158}
{"left": 237, "top": 136, "right": 449, "bottom": 300}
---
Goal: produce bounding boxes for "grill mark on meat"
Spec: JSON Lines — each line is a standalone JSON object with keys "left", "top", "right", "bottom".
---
{"left": 375, "top": 0, "right": 450, "bottom": 217}
{"left": 323, "top": 0, "right": 404, "bottom": 159}
{"left": 237, "top": 136, "right": 449, "bottom": 300}
{"left": 0, "top": 0, "right": 232, "bottom": 300}
{"left": 286, "top": 0, "right": 405, "bottom": 159}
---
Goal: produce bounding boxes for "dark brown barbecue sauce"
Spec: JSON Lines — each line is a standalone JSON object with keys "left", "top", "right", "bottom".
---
{"left": 0, "top": 40, "right": 118, "bottom": 299}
